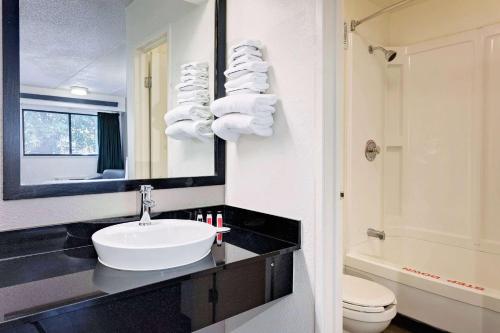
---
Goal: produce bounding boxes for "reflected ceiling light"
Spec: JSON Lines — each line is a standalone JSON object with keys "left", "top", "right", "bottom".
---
{"left": 70, "top": 86, "right": 88, "bottom": 96}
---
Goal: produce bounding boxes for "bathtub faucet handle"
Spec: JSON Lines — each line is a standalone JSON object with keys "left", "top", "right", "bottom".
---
{"left": 367, "top": 228, "right": 385, "bottom": 240}
{"left": 365, "top": 140, "right": 381, "bottom": 161}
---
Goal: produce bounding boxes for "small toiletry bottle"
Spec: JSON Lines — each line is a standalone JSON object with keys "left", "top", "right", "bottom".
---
{"left": 196, "top": 210, "right": 204, "bottom": 222}
{"left": 206, "top": 211, "right": 213, "bottom": 226}
{"left": 216, "top": 211, "right": 223, "bottom": 245}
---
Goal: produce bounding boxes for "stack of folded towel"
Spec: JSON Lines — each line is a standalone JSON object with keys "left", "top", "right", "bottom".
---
{"left": 224, "top": 40, "right": 269, "bottom": 95}
{"left": 211, "top": 94, "right": 277, "bottom": 142}
{"left": 211, "top": 40, "right": 276, "bottom": 142}
{"left": 165, "top": 62, "right": 213, "bottom": 142}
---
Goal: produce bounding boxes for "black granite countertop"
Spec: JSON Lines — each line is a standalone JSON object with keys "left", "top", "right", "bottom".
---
{"left": 0, "top": 205, "right": 300, "bottom": 332}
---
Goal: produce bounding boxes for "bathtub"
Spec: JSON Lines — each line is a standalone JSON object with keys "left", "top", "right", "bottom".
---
{"left": 344, "top": 237, "right": 500, "bottom": 333}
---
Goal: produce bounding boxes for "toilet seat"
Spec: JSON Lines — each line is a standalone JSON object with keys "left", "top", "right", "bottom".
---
{"left": 343, "top": 301, "right": 385, "bottom": 313}
{"left": 342, "top": 274, "right": 397, "bottom": 323}
{"left": 343, "top": 304, "right": 397, "bottom": 323}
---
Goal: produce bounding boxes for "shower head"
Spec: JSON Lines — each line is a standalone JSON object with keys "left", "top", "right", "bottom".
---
{"left": 369, "top": 45, "right": 397, "bottom": 62}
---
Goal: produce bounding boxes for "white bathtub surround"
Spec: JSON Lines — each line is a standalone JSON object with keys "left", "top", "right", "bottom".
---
{"left": 164, "top": 104, "right": 212, "bottom": 126}
{"left": 211, "top": 113, "right": 273, "bottom": 142}
{"left": 165, "top": 119, "right": 213, "bottom": 142}
{"left": 211, "top": 94, "right": 277, "bottom": 117}
{"left": 345, "top": 18, "right": 500, "bottom": 332}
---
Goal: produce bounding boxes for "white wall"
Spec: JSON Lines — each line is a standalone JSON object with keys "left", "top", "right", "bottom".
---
{"left": 21, "top": 155, "right": 98, "bottom": 185}
{"left": 126, "top": 0, "right": 214, "bottom": 179}
{"left": 388, "top": 0, "right": 500, "bottom": 45}
{"left": 223, "top": 0, "right": 322, "bottom": 332}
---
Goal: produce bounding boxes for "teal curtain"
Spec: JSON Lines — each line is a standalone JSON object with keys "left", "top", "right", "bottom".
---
{"left": 97, "top": 112, "right": 124, "bottom": 173}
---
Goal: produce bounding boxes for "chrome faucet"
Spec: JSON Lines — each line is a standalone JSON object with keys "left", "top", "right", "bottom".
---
{"left": 139, "top": 185, "right": 156, "bottom": 226}
{"left": 367, "top": 228, "right": 385, "bottom": 240}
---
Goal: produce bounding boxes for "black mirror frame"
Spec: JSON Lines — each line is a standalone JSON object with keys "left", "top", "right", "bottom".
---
{"left": 2, "top": 0, "right": 226, "bottom": 200}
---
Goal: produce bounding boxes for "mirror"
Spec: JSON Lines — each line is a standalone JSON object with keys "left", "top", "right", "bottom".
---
{"left": 3, "top": 0, "right": 226, "bottom": 199}
{"left": 19, "top": 0, "right": 218, "bottom": 185}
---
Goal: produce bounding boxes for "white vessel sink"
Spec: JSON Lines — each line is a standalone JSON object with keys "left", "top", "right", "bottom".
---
{"left": 92, "top": 219, "right": 217, "bottom": 271}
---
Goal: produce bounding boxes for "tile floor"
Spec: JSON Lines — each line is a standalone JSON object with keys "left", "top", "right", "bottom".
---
{"left": 384, "top": 324, "right": 412, "bottom": 333}
{"left": 383, "top": 315, "right": 447, "bottom": 333}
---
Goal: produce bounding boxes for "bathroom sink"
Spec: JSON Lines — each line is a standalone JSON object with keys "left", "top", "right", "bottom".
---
{"left": 92, "top": 219, "right": 217, "bottom": 271}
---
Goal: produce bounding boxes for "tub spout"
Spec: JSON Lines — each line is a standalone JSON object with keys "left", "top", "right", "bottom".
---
{"left": 367, "top": 228, "right": 385, "bottom": 240}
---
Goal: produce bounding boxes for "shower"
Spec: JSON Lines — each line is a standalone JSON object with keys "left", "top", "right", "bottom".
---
{"left": 368, "top": 45, "right": 397, "bottom": 62}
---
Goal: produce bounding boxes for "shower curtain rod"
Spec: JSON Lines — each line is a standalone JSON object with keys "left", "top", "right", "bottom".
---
{"left": 350, "top": 0, "right": 416, "bottom": 31}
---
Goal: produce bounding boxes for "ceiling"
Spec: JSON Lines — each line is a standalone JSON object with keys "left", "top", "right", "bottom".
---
{"left": 20, "top": 0, "right": 129, "bottom": 96}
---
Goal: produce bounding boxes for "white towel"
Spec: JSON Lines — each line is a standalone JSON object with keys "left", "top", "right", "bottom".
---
{"left": 224, "top": 61, "right": 269, "bottom": 79}
{"left": 164, "top": 104, "right": 212, "bottom": 126}
{"left": 229, "top": 54, "right": 263, "bottom": 67}
{"left": 181, "top": 62, "right": 208, "bottom": 71}
{"left": 225, "top": 72, "right": 267, "bottom": 89}
{"left": 181, "top": 73, "right": 208, "bottom": 82}
{"left": 230, "top": 40, "right": 263, "bottom": 53}
{"left": 181, "top": 68, "right": 208, "bottom": 77}
{"left": 229, "top": 49, "right": 263, "bottom": 63}
{"left": 212, "top": 113, "right": 273, "bottom": 142}
{"left": 178, "top": 96, "right": 210, "bottom": 105}
{"left": 179, "top": 77, "right": 209, "bottom": 87}
{"left": 176, "top": 82, "right": 209, "bottom": 91}
{"left": 165, "top": 119, "right": 213, "bottom": 142}
{"left": 227, "top": 88, "right": 257, "bottom": 95}
{"left": 226, "top": 82, "right": 269, "bottom": 94}
{"left": 211, "top": 94, "right": 277, "bottom": 117}
{"left": 177, "top": 89, "right": 210, "bottom": 100}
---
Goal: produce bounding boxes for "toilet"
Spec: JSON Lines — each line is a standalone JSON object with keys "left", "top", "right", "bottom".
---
{"left": 343, "top": 274, "right": 397, "bottom": 333}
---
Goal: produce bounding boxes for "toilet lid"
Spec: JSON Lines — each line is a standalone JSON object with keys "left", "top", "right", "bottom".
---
{"left": 342, "top": 301, "right": 385, "bottom": 313}
{"left": 343, "top": 274, "right": 395, "bottom": 308}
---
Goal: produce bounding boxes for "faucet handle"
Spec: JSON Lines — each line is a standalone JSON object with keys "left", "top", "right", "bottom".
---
{"left": 140, "top": 185, "right": 154, "bottom": 193}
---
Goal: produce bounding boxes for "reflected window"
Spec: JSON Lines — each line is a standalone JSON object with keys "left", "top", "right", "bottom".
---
{"left": 71, "top": 114, "right": 98, "bottom": 155}
{"left": 23, "top": 109, "right": 97, "bottom": 156}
